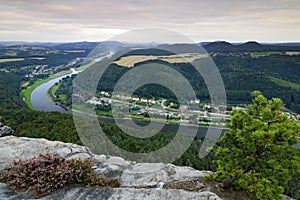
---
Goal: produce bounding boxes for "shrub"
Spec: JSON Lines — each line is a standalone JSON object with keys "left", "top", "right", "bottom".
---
{"left": 0, "top": 153, "right": 120, "bottom": 197}
{"left": 208, "top": 91, "right": 300, "bottom": 200}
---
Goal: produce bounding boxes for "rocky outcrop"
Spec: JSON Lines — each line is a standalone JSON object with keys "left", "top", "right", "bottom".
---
{"left": 0, "top": 184, "right": 220, "bottom": 200}
{"left": 0, "top": 136, "right": 221, "bottom": 199}
{"left": 0, "top": 123, "right": 14, "bottom": 137}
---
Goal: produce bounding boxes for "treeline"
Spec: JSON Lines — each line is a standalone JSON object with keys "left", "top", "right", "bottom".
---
{"left": 55, "top": 53, "right": 300, "bottom": 112}
{"left": 0, "top": 72, "right": 26, "bottom": 110}
{"left": 0, "top": 109, "right": 82, "bottom": 145}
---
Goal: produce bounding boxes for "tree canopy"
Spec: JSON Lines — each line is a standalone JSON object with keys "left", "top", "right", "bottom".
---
{"left": 210, "top": 91, "right": 300, "bottom": 199}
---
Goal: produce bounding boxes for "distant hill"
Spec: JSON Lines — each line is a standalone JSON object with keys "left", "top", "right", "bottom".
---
{"left": 202, "top": 41, "right": 236, "bottom": 52}
{"left": 157, "top": 43, "right": 207, "bottom": 53}
{"left": 265, "top": 43, "right": 300, "bottom": 47}
{"left": 237, "top": 41, "right": 263, "bottom": 48}
{"left": 53, "top": 42, "right": 100, "bottom": 50}
{"left": 202, "top": 41, "right": 300, "bottom": 52}
{"left": 0, "top": 41, "right": 62, "bottom": 48}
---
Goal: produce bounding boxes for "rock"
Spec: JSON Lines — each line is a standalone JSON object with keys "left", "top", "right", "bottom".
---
{"left": 121, "top": 163, "right": 213, "bottom": 187}
{"left": 0, "top": 183, "right": 221, "bottom": 200}
{"left": 284, "top": 195, "right": 296, "bottom": 200}
{"left": 105, "top": 156, "right": 131, "bottom": 167}
{"left": 41, "top": 188, "right": 221, "bottom": 200}
{"left": 0, "top": 123, "right": 14, "bottom": 137}
{"left": 0, "top": 136, "right": 92, "bottom": 171}
{"left": 0, "top": 183, "right": 35, "bottom": 200}
{"left": 0, "top": 136, "right": 222, "bottom": 200}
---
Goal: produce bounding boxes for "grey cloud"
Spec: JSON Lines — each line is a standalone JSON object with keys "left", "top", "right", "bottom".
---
{"left": 0, "top": 0, "right": 299, "bottom": 42}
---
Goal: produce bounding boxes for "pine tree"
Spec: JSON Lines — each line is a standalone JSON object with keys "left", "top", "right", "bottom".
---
{"left": 211, "top": 91, "right": 300, "bottom": 200}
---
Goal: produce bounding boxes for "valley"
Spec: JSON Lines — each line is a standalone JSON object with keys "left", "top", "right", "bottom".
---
{"left": 0, "top": 41, "right": 299, "bottom": 199}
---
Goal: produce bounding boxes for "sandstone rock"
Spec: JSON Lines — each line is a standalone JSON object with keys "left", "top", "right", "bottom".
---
{"left": 121, "top": 163, "right": 213, "bottom": 187}
{"left": 0, "top": 136, "right": 222, "bottom": 200}
{"left": 0, "top": 183, "right": 221, "bottom": 200}
{"left": 0, "top": 123, "right": 14, "bottom": 137}
{"left": 0, "top": 183, "right": 35, "bottom": 200}
{"left": 0, "top": 136, "right": 92, "bottom": 171}
{"left": 39, "top": 188, "right": 222, "bottom": 200}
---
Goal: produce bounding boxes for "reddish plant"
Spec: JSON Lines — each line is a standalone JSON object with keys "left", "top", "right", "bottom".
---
{"left": 0, "top": 153, "right": 120, "bottom": 197}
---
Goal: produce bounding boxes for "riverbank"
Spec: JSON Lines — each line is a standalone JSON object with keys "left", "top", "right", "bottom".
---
{"left": 20, "top": 70, "right": 72, "bottom": 110}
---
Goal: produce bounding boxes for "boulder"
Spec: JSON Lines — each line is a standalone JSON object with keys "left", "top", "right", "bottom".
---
{"left": 0, "top": 123, "right": 14, "bottom": 137}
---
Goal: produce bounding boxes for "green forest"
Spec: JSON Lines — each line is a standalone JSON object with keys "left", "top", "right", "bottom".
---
{"left": 54, "top": 53, "right": 300, "bottom": 112}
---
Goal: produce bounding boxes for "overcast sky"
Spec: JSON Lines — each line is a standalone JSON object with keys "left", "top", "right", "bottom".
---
{"left": 0, "top": 0, "right": 299, "bottom": 43}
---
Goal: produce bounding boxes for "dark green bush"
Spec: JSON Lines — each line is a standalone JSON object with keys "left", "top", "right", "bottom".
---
{"left": 0, "top": 153, "right": 120, "bottom": 197}
{"left": 208, "top": 92, "right": 300, "bottom": 200}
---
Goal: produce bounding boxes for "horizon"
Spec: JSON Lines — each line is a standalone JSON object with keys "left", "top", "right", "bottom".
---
{"left": 0, "top": 0, "right": 299, "bottom": 43}
{"left": 1, "top": 40, "right": 300, "bottom": 44}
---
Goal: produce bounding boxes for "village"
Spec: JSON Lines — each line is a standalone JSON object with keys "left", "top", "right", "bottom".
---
{"left": 86, "top": 90, "right": 300, "bottom": 126}
{"left": 86, "top": 90, "right": 235, "bottom": 127}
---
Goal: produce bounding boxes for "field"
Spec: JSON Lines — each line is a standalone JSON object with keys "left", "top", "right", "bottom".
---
{"left": 28, "top": 57, "right": 46, "bottom": 60}
{"left": 3, "top": 52, "right": 17, "bottom": 56}
{"left": 250, "top": 52, "right": 281, "bottom": 57}
{"left": 114, "top": 53, "right": 208, "bottom": 67}
{"left": 0, "top": 57, "right": 45, "bottom": 63}
{"left": 0, "top": 58, "right": 25, "bottom": 63}
{"left": 285, "top": 51, "right": 300, "bottom": 55}
{"left": 269, "top": 76, "right": 300, "bottom": 90}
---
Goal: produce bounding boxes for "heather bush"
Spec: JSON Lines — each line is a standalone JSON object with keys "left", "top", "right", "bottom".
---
{"left": 0, "top": 153, "right": 120, "bottom": 197}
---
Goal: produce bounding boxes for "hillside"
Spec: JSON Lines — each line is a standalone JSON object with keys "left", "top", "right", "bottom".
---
{"left": 55, "top": 46, "right": 300, "bottom": 112}
{"left": 0, "top": 72, "right": 26, "bottom": 110}
{"left": 202, "top": 41, "right": 300, "bottom": 52}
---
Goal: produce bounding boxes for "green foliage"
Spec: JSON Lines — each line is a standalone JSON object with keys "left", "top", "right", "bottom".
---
{"left": 0, "top": 109, "right": 82, "bottom": 145}
{"left": 0, "top": 153, "right": 120, "bottom": 197}
{"left": 52, "top": 54, "right": 300, "bottom": 113}
{"left": 210, "top": 91, "right": 300, "bottom": 200}
{"left": 0, "top": 72, "right": 26, "bottom": 110}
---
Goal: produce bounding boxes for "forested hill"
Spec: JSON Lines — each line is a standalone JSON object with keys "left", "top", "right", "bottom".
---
{"left": 202, "top": 41, "right": 300, "bottom": 52}
{"left": 56, "top": 50, "right": 300, "bottom": 112}
{"left": 0, "top": 72, "right": 26, "bottom": 110}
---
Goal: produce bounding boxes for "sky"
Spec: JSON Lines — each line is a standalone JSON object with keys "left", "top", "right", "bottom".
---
{"left": 0, "top": 0, "right": 300, "bottom": 43}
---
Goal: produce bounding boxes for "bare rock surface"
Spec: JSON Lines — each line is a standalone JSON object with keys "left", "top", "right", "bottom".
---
{"left": 0, "top": 136, "right": 221, "bottom": 199}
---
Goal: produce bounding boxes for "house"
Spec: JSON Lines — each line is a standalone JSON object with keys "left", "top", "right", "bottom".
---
{"left": 132, "top": 97, "right": 139, "bottom": 101}
{"left": 179, "top": 105, "right": 187, "bottom": 110}
{"left": 148, "top": 99, "right": 156, "bottom": 104}
{"left": 141, "top": 98, "right": 148, "bottom": 103}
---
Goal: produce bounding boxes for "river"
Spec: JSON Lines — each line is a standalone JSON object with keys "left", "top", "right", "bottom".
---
{"left": 30, "top": 68, "right": 227, "bottom": 138}
{"left": 30, "top": 69, "right": 79, "bottom": 113}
